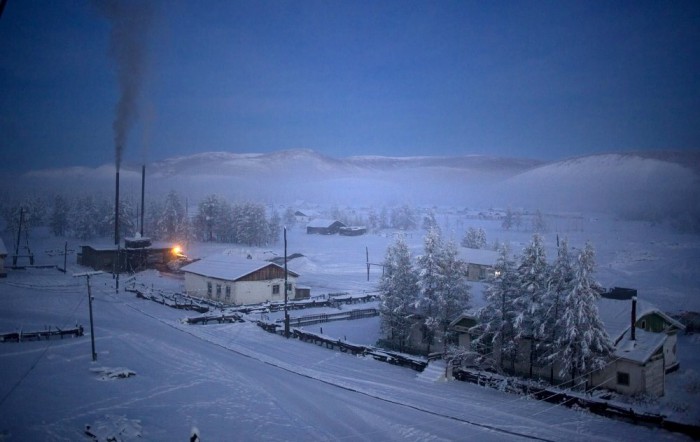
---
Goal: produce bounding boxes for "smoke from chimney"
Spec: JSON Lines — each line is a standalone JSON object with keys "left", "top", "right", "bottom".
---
{"left": 95, "top": 0, "right": 154, "bottom": 170}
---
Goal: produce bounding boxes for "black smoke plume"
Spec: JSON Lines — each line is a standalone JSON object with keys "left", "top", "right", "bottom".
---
{"left": 95, "top": 0, "right": 154, "bottom": 170}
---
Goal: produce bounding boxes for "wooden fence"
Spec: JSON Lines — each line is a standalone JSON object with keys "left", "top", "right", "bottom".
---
{"left": 1, "top": 326, "right": 84, "bottom": 343}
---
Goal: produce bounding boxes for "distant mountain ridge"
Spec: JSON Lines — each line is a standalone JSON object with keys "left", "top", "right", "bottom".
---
{"left": 147, "top": 148, "right": 545, "bottom": 178}
{"left": 14, "top": 149, "right": 698, "bottom": 228}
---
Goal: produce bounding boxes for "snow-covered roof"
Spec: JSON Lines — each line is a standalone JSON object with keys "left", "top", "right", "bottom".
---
{"left": 0, "top": 238, "right": 7, "bottom": 256}
{"left": 613, "top": 328, "right": 666, "bottom": 364}
{"left": 180, "top": 253, "right": 298, "bottom": 281}
{"left": 459, "top": 248, "right": 499, "bottom": 266}
{"left": 307, "top": 219, "right": 344, "bottom": 228}
{"left": 596, "top": 297, "right": 685, "bottom": 342}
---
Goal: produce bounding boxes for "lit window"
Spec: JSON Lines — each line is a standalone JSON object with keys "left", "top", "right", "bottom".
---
{"left": 617, "top": 372, "right": 630, "bottom": 386}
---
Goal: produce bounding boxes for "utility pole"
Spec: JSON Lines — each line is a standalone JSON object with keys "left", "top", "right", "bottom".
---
{"left": 284, "top": 227, "right": 290, "bottom": 338}
{"left": 73, "top": 271, "right": 103, "bottom": 361}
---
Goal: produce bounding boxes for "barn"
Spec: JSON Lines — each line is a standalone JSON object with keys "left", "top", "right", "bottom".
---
{"left": 306, "top": 219, "right": 346, "bottom": 235}
{"left": 181, "top": 252, "right": 302, "bottom": 306}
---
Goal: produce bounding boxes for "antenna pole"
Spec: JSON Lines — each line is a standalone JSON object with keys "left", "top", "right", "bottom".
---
{"left": 284, "top": 227, "right": 290, "bottom": 338}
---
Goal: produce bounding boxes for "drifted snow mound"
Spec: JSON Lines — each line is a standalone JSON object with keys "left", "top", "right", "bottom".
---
{"left": 497, "top": 152, "right": 700, "bottom": 220}
{"left": 90, "top": 366, "right": 136, "bottom": 381}
{"left": 84, "top": 415, "right": 141, "bottom": 441}
{"left": 287, "top": 256, "right": 321, "bottom": 274}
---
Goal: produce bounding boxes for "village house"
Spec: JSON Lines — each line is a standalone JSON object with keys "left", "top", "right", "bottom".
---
{"left": 0, "top": 238, "right": 7, "bottom": 278}
{"left": 306, "top": 219, "right": 346, "bottom": 235}
{"left": 459, "top": 248, "right": 499, "bottom": 281}
{"left": 77, "top": 237, "right": 177, "bottom": 273}
{"left": 293, "top": 210, "right": 316, "bottom": 224}
{"left": 181, "top": 252, "right": 302, "bottom": 306}
{"left": 449, "top": 288, "right": 684, "bottom": 397}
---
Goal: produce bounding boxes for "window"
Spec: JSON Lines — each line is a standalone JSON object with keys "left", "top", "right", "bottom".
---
{"left": 640, "top": 319, "right": 646, "bottom": 330}
{"left": 286, "top": 283, "right": 292, "bottom": 293}
{"left": 216, "top": 284, "right": 222, "bottom": 299}
{"left": 225, "top": 285, "right": 231, "bottom": 300}
{"left": 207, "top": 282, "right": 212, "bottom": 297}
{"left": 272, "top": 284, "right": 280, "bottom": 295}
{"left": 617, "top": 372, "right": 630, "bottom": 386}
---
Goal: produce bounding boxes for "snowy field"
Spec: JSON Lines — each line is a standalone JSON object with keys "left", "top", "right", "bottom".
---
{"left": 1, "top": 211, "right": 699, "bottom": 440}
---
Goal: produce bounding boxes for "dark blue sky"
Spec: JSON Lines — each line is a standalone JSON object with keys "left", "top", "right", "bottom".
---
{"left": 1, "top": 0, "right": 699, "bottom": 173}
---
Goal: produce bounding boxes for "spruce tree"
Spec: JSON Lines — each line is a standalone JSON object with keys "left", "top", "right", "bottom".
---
{"left": 473, "top": 244, "right": 520, "bottom": 370}
{"left": 378, "top": 234, "right": 418, "bottom": 351}
{"left": 556, "top": 242, "right": 613, "bottom": 387}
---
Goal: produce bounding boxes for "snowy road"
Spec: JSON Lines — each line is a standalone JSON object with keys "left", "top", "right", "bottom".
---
{"left": 0, "top": 272, "right": 687, "bottom": 441}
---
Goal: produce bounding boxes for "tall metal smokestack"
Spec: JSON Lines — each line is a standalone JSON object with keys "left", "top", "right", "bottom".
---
{"left": 140, "top": 164, "right": 145, "bottom": 236}
{"left": 115, "top": 167, "right": 120, "bottom": 245}
{"left": 631, "top": 296, "right": 637, "bottom": 341}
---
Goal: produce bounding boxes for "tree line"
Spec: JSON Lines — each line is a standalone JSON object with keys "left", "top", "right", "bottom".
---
{"left": 378, "top": 230, "right": 612, "bottom": 386}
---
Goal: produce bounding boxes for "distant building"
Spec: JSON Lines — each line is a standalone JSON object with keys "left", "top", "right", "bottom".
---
{"left": 306, "top": 219, "right": 346, "bottom": 235}
{"left": 294, "top": 210, "right": 316, "bottom": 224}
{"left": 181, "top": 252, "right": 302, "bottom": 305}
{"left": 0, "top": 238, "right": 7, "bottom": 278}
{"left": 339, "top": 226, "right": 367, "bottom": 236}
{"left": 459, "top": 248, "right": 499, "bottom": 281}
{"left": 77, "top": 237, "right": 177, "bottom": 272}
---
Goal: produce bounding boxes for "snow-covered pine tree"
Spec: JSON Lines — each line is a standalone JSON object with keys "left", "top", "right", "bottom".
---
{"left": 378, "top": 234, "right": 418, "bottom": 351}
{"left": 194, "top": 194, "right": 229, "bottom": 242}
{"left": 422, "top": 209, "right": 439, "bottom": 232}
{"left": 555, "top": 242, "right": 613, "bottom": 388}
{"left": 436, "top": 239, "right": 471, "bottom": 354}
{"left": 391, "top": 205, "right": 417, "bottom": 230}
{"left": 531, "top": 209, "right": 547, "bottom": 233}
{"left": 158, "top": 190, "right": 188, "bottom": 242}
{"left": 268, "top": 209, "right": 282, "bottom": 244}
{"left": 513, "top": 233, "right": 549, "bottom": 377}
{"left": 539, "top": 237, "right": 574, "bottom": 381}
{"left": 50, "top": 194, "right": 70, "bottom": 236}
{"left": 416, "top": 228, "right": 444, "bottom": 354}
{"left": 416, "top": 228, "right": 470, "bottom": 354}
{"left": 472, "top": 244, "right": 520, "bottom": 371}
{"left": 72, "top": 195, "right": 99, "bottom": 240}
{"left": 501, "top": 208, "right": 514, "bottom": 231}
{"left": 461, "top": 227, "right": 487, "bottom": 249}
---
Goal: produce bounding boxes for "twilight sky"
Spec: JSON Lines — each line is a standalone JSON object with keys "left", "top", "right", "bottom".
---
{"left": 1, "top": 0, "right": 699, "bottom": 173}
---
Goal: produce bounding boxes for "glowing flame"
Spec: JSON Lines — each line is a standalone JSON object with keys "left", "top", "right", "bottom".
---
{"left": 173, "top": 245, "right": 183, "bottom": 256}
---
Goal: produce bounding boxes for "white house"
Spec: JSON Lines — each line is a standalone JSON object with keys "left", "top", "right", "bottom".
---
{"left": 0, "top": 238, "right": 7, "bottom": 278}
{"left": 459, "top": 248, "right": 499, "bottom": 281}
{"left": 181, "top": 252, "right": 300, "bottom": 306}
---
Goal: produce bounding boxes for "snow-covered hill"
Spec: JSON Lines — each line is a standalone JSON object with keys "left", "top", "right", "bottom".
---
{"left": 14, "top": 149, "right": 700, "bottom": 226}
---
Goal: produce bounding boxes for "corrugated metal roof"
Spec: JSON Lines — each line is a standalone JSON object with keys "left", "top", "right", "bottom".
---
{"left": 181, "top": 253, "right": 298, "bottom": 281}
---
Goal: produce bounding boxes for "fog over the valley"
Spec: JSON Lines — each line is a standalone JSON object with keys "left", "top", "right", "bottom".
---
{"left": 9, "top": 149, "right": 700, "bottom": 230}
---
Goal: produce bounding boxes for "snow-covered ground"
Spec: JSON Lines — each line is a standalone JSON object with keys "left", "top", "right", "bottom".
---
{"left": 1, "top": 212, "right": 699, "bottom": 440}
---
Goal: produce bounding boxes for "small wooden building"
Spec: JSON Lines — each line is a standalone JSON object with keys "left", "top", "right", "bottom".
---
{"left": 0, "top": 238, "right": 7, "bottom": 278}
{"left": 181, "top": 252, "right": 302, "bottom": 306}
{"left": 459, "top": 248, "right": 499, "bottom": 281}
{"left": 77, "top": 237, "right": 177, "bottom": 272}
{"left": 306, "top": 219, "right": 346, "bottom": 235}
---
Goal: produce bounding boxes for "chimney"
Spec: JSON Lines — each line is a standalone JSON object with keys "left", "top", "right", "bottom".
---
{"left": 631, "top": 296, "right": 637, "bottom": 341}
